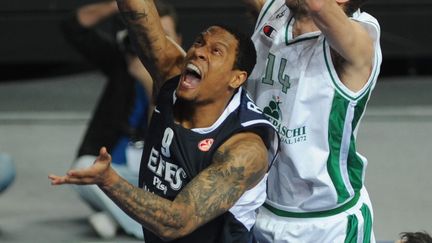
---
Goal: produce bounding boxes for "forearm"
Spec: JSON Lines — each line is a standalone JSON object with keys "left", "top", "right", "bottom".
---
{"left": 101, "top": 176, "right": 191, "bottom": 240}
{"left": 306, "top": 0, "right": 348, "bottom": 35}
{"left": 77, "top": 1, "right": 118, "bottom": 28}
{"left": 306, "top": 0, "right": 372, "bottom": 64}
{"left": 50, "top": 147, "right": 191, "bottom": 240}
{"left": 101, "top": 134, "right": 268, "bottom": 240}
{"left": 116, "top": 0, "right": 183, "bottom": 83}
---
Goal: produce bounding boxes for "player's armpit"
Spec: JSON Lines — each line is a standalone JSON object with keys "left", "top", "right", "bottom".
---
{"left": 307, "top": 0, "right": 374, "bottom": 91}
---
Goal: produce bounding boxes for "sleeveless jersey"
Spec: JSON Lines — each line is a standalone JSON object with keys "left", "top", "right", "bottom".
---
{"left": 247, "top": 0, "right": 382, "bottom": 216}
{"left": 139, "top": 77, "right": 279, "bottom": 242}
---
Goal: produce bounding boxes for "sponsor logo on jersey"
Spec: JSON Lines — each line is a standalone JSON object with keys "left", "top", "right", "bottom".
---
{"left": 263, "top": 96, "right": 282, "bottom": 121}
{"left": 263, "top": 96, "right": 307, "bottom": 145}
{"left": 263, "top": 25, "right": 277, "bottom": 39}
{"left": 276, "top": 10, "right": 286, "bottom": 19}
{"left": 147, "top": 147, "right": 188, "bottom": 195}
{"left": 198, "top": 138, "right": 214, "bottom": 152}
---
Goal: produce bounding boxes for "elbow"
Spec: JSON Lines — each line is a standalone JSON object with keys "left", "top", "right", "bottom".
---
{"left": 158, "top": 228, "right": 189, "bottom": 242}
{"left": 153, "top": 209, "right": 196, "bottom": 241}
{"left": 156, "top": 224, "right": 193, "bottom": 241}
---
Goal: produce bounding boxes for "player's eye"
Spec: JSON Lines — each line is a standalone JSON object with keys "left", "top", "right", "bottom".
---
{"left": 193, "top": 36, "right": 204, "bottom": 46}
{"left": 213, "top": 48, "right": 221, "bottom": 55}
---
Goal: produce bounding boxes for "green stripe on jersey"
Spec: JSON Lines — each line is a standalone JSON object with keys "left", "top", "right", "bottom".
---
{"left": 323, "top": 40, "right": 378, "bottom": 101}
{"left": 327, "top": 92, "right": 351, "bottom": 203}
{"left": 347, "top": 90, "right": 370, "bottom": 192}
{"left": 345, "top": 214, "right": 359, "bottom": 243}
{"left": 361, "top": 204, "right": 373, "bottom": 243}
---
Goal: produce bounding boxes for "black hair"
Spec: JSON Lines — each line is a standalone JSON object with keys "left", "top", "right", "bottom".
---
{"left": 400, "top": 231, "right": 432, "bottom": 243}
{"left": 212, "top": 24, "right": 257, "bottom": 76}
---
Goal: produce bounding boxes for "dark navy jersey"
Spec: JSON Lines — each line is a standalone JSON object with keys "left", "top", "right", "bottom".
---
{"left": 139, "top": 76, "right": 279, "bottom": 243}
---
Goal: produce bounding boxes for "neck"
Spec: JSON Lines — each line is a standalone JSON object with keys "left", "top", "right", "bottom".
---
{"left": 291, "top": 14, "right": 319, "bottom": 38}
{"left": 287, "top": 3, "right": 320, "bottom": 38}
{"left": 174, "top": 92, "right": 235, "bottom": 129}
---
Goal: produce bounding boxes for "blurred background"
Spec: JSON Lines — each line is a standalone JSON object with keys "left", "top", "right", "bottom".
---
{"left": 1, "top": 0, "right": 432, "bottom": 80}
{"left": 0, "top": 0, "right": 431, "bottom": 242}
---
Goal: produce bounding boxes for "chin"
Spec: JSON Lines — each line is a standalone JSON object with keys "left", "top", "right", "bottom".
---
{"left": 175, "top": 90, "right": 195, "bottom": 102}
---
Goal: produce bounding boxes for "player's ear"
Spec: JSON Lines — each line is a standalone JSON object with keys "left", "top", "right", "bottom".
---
{"left": 229, "top": 70, "right": 247, "bottom": 89}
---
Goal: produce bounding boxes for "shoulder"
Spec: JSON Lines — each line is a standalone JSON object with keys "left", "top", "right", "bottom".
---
{"left": 236, "top": 88, "right": 280, "bottom": 162}
{"left": 238, "top": 88, "right": 274, "bottom": 128}
{"left": 255, "top": 0, "right": 289, "bottom": 29}
{"left": 351, "top": 11, "right": 381, "bottom": 42}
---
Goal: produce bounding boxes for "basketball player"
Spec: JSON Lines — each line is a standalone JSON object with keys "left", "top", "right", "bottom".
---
{"left": 242, "top": 0, "right": 382, "bottom": 242}
{"left": 396, "top": 231, "right": 432, "bottom": 243}
{"left": 61, "top": 0, "right": 181, "bottom": 238}
{"left": 49, "top": 4, "right": 279, "bottom": 241}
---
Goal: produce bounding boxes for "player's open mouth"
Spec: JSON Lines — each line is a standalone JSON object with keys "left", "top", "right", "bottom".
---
{"left": 181, "top": 63, "right": 202, "bottom": 89}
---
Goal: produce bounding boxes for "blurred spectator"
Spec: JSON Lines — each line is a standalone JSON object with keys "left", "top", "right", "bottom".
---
{"left": 61, "top": 0, "right": 181, "bottom": 239}
{"left": 0, "top": 153, "right": 15, "bottom": 193}
{"left": 396, "top": 231, "right": 432, "bottom": 243}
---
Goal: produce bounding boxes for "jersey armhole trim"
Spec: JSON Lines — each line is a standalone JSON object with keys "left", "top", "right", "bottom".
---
{"left": 322, "top": 39, "right": 380, "bottom": 102}
{"left": 256, "top": 0, "right": 277, "bottom": 30}
{"left": 285, "top": 17, "right": 320, "bottom": 46}
{"left": 238, "top": 121, "right": 281, "bottom": 169}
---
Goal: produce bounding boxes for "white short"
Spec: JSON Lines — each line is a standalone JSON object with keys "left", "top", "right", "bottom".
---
{"left": 253, "top": 189, "right": 375, "bottom": 243}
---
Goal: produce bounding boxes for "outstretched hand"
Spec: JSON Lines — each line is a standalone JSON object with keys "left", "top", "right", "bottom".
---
{"left": 49, "top": 147, "right": 115, "bottom": 187}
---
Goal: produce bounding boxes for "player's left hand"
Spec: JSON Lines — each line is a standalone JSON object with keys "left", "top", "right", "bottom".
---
{"left": 49, "top": 147, "right": 115, "bottom": 187}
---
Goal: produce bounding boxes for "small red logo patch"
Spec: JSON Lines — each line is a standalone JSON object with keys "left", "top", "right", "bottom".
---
{"left": 263, "top": 25, "right": 276, "bottom": 38}
{"left": 198, "top": 138, "right": 214, "bottom": 152}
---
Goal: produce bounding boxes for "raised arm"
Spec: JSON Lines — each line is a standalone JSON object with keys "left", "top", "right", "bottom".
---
{"left": 116, "top": 0, "right": 186, "bottom": 90}
{"left": 49, "top": 132, "right": 268, "bottom": 241}
{"left": 76, "top": 0, "right": 119, "bottom": 27}
{"left": 61, "top": 1, "right": 124, "bottom": 75}
{"left": 306, "top": 0, "right": 374, "bottom": 91}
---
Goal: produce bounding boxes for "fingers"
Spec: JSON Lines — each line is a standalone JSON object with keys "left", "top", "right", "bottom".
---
{"left": 96, "top": 146, "right": 112, "bottom": 164}
{"left": 99, "top": 146, "right": 110, "bottom": 158}
{"left": 49, "top": 146, "right": 111, "bottom": 187}
{"left": 100, "top": 146, "right": 107, "bottom": 155}
{"left": 48, "top": 174, "right": 67, "bottom": 185}
{"left": 48, "top": 174, "right": 97, "bottom": 185}
{"left": 66, "top": 168, "right": 95, "bottom": 178}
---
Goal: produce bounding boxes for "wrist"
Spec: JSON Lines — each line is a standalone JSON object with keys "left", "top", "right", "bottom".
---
{"left": 101, "top": 167, "right": 121, "bottom": 190}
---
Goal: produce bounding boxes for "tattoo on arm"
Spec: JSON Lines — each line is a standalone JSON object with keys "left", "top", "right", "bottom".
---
{"left": 100, "top": 133, "right": 267, "bottom": 240}
{"left": 120, "top": 11, "right": 148, "bottom": 22}
{"left": 117, "top": 9, "right": 164, "bottom": 84}
{"left": 102, "top": 178, "right": 186, "bottom": 239}
{"left": 173, "top": 134, "right": 268, "bottom": 230}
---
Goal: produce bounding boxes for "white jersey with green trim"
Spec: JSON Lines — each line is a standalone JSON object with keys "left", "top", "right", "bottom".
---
{"left": 247, "top": 0, "right": 382, "bottom": 215}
